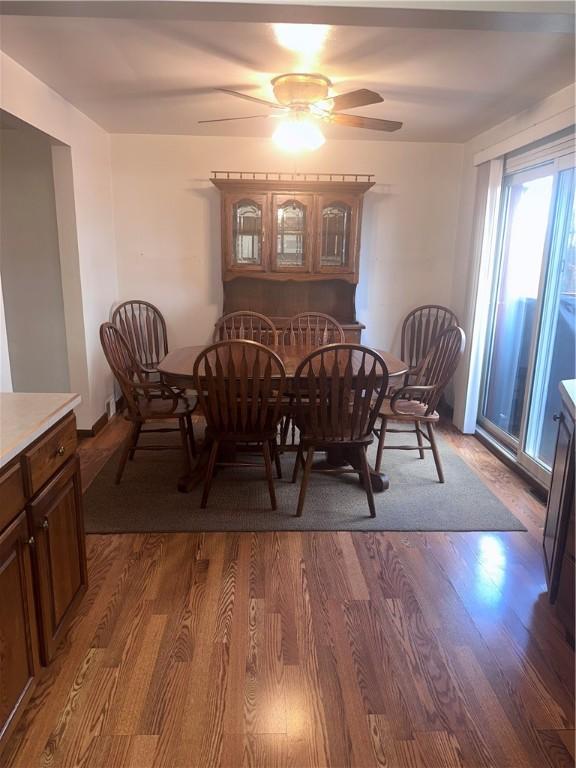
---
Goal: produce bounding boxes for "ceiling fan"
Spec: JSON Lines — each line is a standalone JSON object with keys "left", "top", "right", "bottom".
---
{"left": 198, "top": 73, "right": 403, "bottom": 133}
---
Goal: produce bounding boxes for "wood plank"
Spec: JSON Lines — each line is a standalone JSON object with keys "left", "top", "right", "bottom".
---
{"left": 1, "top": 417, "right": 574, "bottom": 768}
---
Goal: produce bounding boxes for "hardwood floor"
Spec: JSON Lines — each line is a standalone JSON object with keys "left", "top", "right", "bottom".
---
{"left": 1, "top": 417, "right": 574, "bottom": 768}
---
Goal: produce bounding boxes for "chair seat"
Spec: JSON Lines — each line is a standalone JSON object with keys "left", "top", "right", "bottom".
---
{"left": 139, "top": 394, "right": 197, "bottom": 420}
{"left": 378, "top": 397, "right": 439, "bottom": 422}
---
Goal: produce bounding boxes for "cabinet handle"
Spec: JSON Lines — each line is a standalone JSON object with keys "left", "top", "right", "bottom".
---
{"left": 57, "top": 445, "right": 65, "bottom": 456}
{"left": 553, "top": 413, "right": 561, "bottom": 422}
{"left": 42, "top": 519, "right": 49, "bottom": 530}
{"left": 26, "top": 535, "right": 35, "bottom": 547}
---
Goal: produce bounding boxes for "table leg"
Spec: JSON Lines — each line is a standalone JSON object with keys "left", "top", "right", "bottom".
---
{"left": 177, "top": 438, "right": 211, "bottom": 492}
{"left": 324, "top": 446, "right": 390, "bottom": 493}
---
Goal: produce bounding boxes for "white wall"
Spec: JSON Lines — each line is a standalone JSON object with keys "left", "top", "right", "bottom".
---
{"left": 0, "top": 273, "right": 12, "bottom": 392}
{"left": 1, "top": 125, "right": 71, "bottom": 393}
{"left": 0, "top": 52, "right": 118, "bottom": 429}
{"left": 111, "top": 134, "right": 464, "bottom": 355}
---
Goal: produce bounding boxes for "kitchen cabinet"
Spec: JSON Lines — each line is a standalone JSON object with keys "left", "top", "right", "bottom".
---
{"left": 543, "top": 380, "right": 575, "bottom": 644}
{"left": 0, "top": 395, "right": 87, "bottom": 757}
{"left": 0, "top": 511, "right": 40, "bottom": 750}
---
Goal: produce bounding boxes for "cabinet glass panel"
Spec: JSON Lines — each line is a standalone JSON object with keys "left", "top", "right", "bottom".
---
{"left": 276, "top": 201, "right": 306, "bottom": 267}
{"left": 321, "top": 203, "right": 351, "bottom": 267}
{"left": 233, "top": 200, "right": 262, "bottom": 265}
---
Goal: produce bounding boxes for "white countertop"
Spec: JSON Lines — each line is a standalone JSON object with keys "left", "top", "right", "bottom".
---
{"left": 0, "top": 392, "right": 81, "bottom": 468}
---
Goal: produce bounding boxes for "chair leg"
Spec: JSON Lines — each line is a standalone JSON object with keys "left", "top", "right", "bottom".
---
{"left": 179, "top": 416, "right": 192, "bottom": 476}
{"left": 358, "top": 446, "right": 376, "bottom": 518}
{"left": 375, "top": 417, "right": 387, "bottom": 474}
{"left": 292, "top": 443, "right": 304, "bottom": 483}
{"left": 115, "top": 423, "right": 139, "bottom": 484}
{"left": 281, "top": 414, "right": 292, "bottom": 449}
{"left": 128, "top": 422, "right": 142, "bottom": 461}
{"left": 415, "top": 420, "right": 425, "bottom": 459}
{"left": 186, "top": 412, "right": 197, "bottom": 457}
{"left": 263, "top": 440, "right": 277, "bottom": 511}
{"left": 427, "top": 422, "right": 444, "bottom": 483}
{"left": 271, "top": 439, "right": 282, "bottom": 479}
{"left": 296, "top": 446, "right": 315, "bottom": 518}
{"left": 201, "top": 439, "right": 219, "bottom": 509}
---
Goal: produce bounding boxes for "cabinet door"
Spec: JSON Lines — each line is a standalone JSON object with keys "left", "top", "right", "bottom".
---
{"left": 28, "top": 457, "right": 87, "bottom": 664}
{"left": 316, "top": 194, "right": 360, "bottom": 275}
{"left": 271, "top": 195, "right": 314, "bottom": 272}
{"left": 543, "top": 404, "right": 573, "bottom": 598}
{"left": 224, "top": 194, "right": 268, "bottom": 273}
{"left": 0, "top": 512, "right": 40, "bottom": 750}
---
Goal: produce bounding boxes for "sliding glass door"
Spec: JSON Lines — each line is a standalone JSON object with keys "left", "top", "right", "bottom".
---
{"left": 479, "top": 156, "right": 576, "bottom": 483}
{"left": 523, "top": 167, "right": 575, "bottom": 473}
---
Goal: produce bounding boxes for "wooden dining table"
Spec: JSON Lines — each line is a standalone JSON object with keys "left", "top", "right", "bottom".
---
{"left": 158, "top": 344, "right": 408, "bottom": 494}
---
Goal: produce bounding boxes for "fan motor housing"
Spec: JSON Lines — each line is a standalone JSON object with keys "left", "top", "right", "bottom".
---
{"left": 271, "top": 73, "right": 331, "bottom": 106}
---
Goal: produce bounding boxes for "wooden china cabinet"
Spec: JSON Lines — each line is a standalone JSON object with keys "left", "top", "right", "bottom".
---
{"left": 212, "top": 172, "right": 374, "bottom": 340}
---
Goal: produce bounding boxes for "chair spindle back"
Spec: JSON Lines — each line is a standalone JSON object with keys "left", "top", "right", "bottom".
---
{"left": 412, "top": 326, "right": 465, "bottom": 414}
{"left": 284, "top": 312, "right": 345, "bottom": 347}
{"left": 112, "top": 300, "right": 168, "bottom": 368}
{"left": 213, "top": 311, "right": 277, "bottom": 346}
{"left": 193, "top": 340, "right": 286, "bottom": 438}
{"left": 100, "top": 322, "right": 148, "bottom": 419}
{"left": 293, "top": 344, "right": 389, "bottom": 442}
{"left": 401, "top": 304, "right": 459, "bottom": 370}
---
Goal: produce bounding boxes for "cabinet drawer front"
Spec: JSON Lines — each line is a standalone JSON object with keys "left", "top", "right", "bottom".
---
{"left": 24, "top": 414, "right": 77, "bottom": 496}
{"left": 0, "top": 462, "right": 26, "bottom": 533}
{"left": 28, "top": 457, "right": 87, "bottom": 664}
{"left": 0, "top": 512, "right": 39, "bottom": 749}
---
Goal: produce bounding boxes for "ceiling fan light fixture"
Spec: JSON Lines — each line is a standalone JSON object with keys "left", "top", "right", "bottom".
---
{"left": 272, "top": 113, "right": 325, "bottom": 153}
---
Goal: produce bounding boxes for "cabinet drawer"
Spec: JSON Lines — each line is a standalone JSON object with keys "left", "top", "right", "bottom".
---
{"left": 0, "top": 462, "right": 26, "bottom": 533}
{"left": 23, "top": 414, "right": 77, "bottom": 496}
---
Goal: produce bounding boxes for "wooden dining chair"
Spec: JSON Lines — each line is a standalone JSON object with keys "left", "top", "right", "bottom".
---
{"left": 278, "top": 312, "right": 346, "bottom": 449}
{"left": 112, "top": 300, "right": 169, "bottom": 372}
{"left": 292, "top": 344, "right": 389, "bottom": 518}
{"left": 283, "top": 312, "right": 345, "bottom": 347}
{"left": 401, "top": 304, "right": 459, "bottom": 372}
{"left": 100, "top": 323, "right": 196, "bottom": 484}
{"left": 213, "top": 311, "right": 277, "bottom": 346}
{"left": 193, "top": 340, "right": 286, "bottom": 509}
{"left": 374, "top": 326, "right": 465, "bottom": 482}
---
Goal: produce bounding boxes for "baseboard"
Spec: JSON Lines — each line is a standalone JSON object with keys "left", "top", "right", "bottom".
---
{"left": 77, "top": 411, "right": 109, "bottom": 439}
{"left": 475, "top": 428, "right": 548, "bottom": 502}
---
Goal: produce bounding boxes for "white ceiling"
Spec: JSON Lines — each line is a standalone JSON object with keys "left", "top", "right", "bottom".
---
{"left": 0, "top": 2, "right": 574, "bottom": 142}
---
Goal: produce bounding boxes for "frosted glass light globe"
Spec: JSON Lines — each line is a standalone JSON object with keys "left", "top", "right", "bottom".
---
{"left": 272, "top": 115, "right": 325, "bottom": 153}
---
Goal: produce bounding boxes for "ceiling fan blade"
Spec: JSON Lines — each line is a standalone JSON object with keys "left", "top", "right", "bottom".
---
{"left": 198, "top": 114, "right": 271, "bottom": 124}
{"left": 329, "top": 113, "right": 403, "bottom": 132}
{"left": 217, "top": 88, "right": 283, "bottom": 109}
{"left": 321, "top": 88, "right": 383, "bottom": 112}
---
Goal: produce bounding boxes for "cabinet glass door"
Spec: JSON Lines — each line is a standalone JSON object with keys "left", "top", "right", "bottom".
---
{"left": 321, "top": 203, "right": 351, "bottom": 267}
{"left": 272, "top": 195, "right": 313, "bottom": 271}
{"left": 317, "top": 195, "right": 357, "bottom": 273}
{"left": 231, "top": 197, "right": 265, "bottom": 268}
